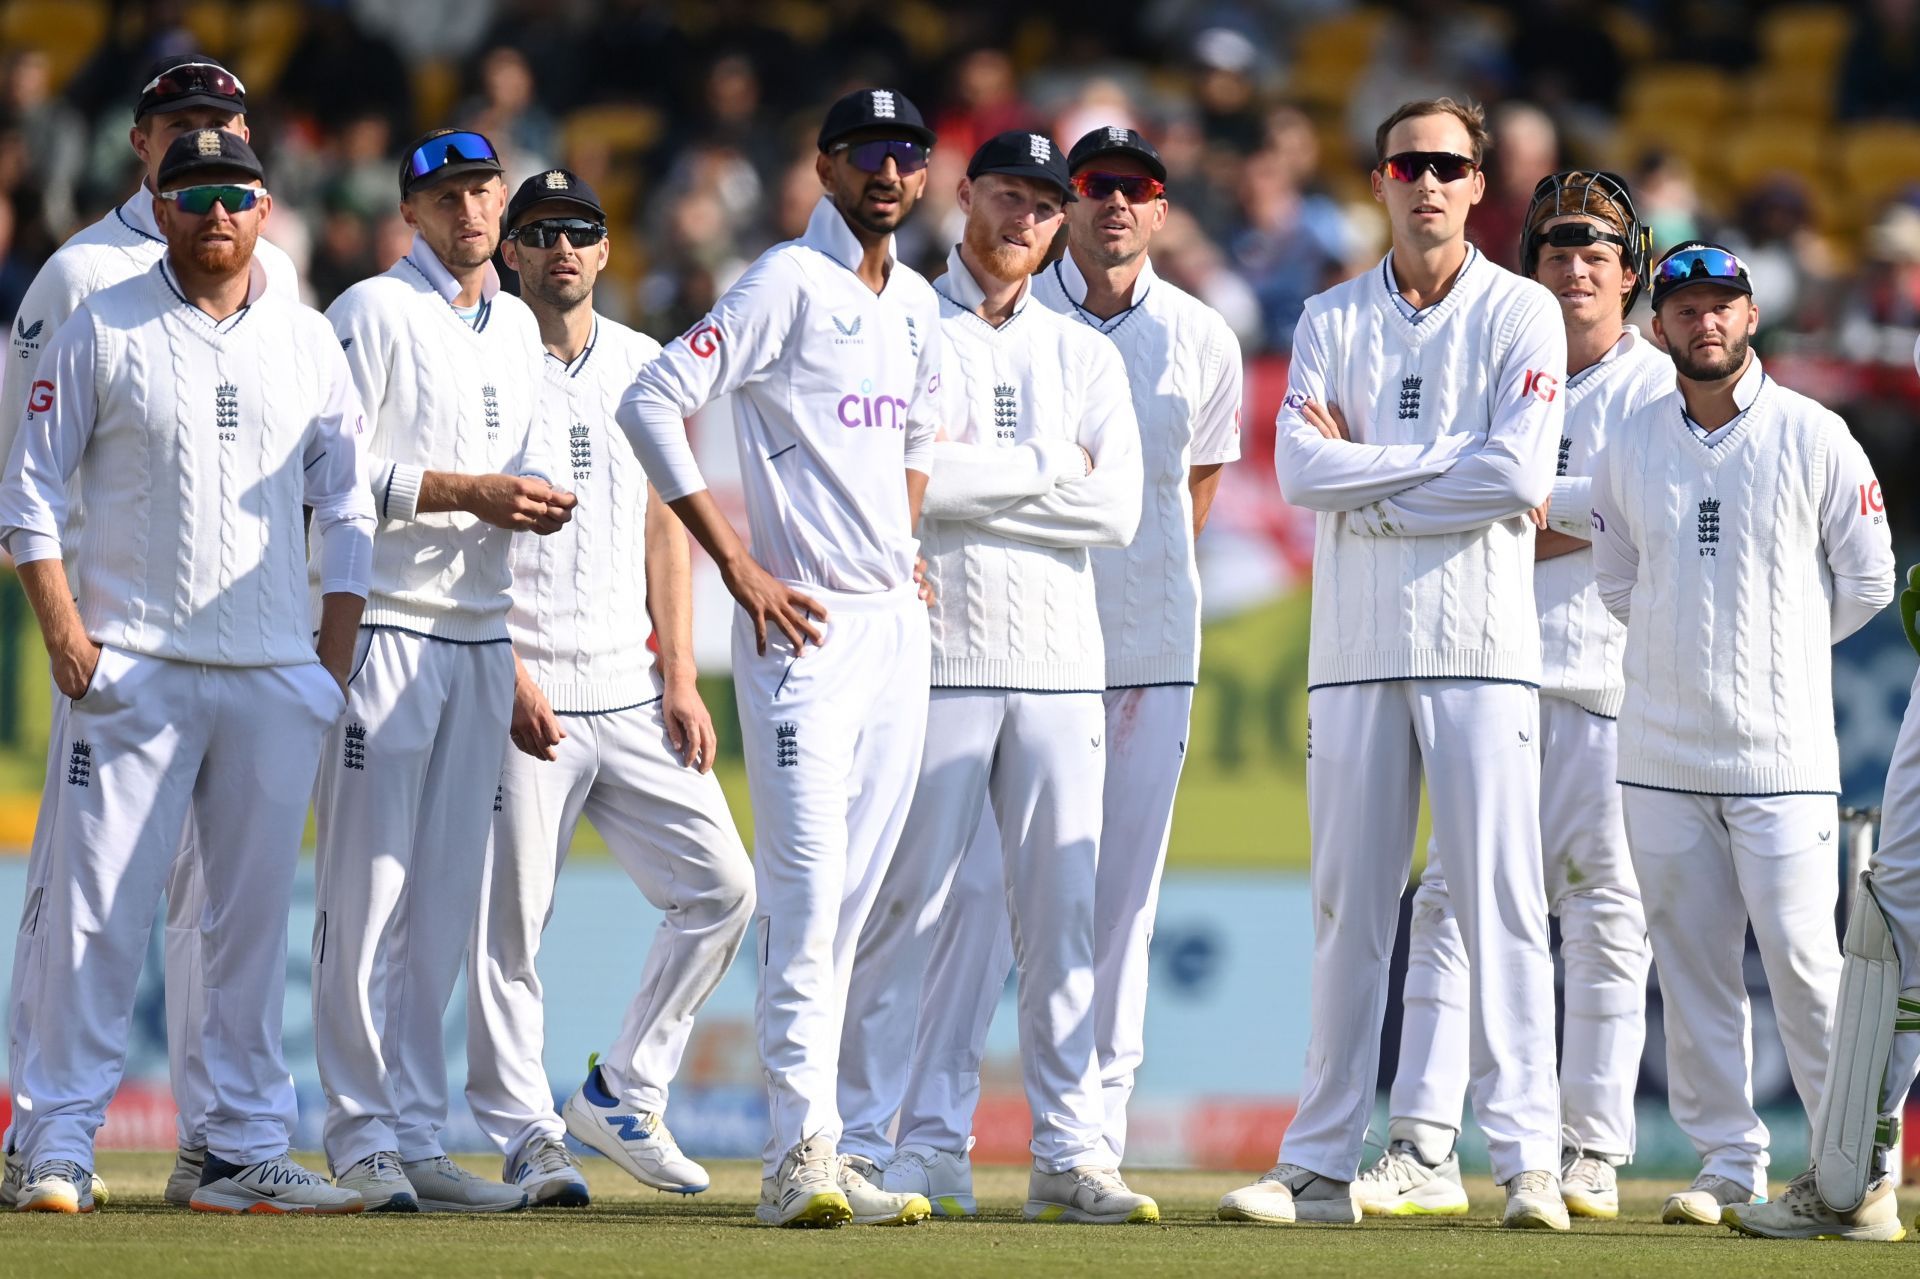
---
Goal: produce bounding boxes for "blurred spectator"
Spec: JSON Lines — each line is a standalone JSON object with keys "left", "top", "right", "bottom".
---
{"left": 1344, "top": 7, "right": 1503, "bottom": 161}
{"left": 932, "top": 49, "right": 1035, "bottom": 161}
{"left": 1468, "top": 102, "right": 1558, "bottom": 270}
{"left": 279, "top": 5, "right": 414, "bottom": 137}
{"left": 2, "top": 52, "right": 86, "bottom": 239}
{"left": 1508, "top": 0, "right": 1625, "bottom": 113}
{"left": 1722, "top": 177, "right": 1838, "bottom": 344}
{"left": 1053, "top": 77, "right": 1142, "bottom": 156}
{"left": 1229, "top": 145, "right": 1352, "bottom": 351}
{"left": 1634, "top": 149, "right": 1711, "bottom": 254}
{"left": 1839, "top": 0, "right": 1920, "bottom": 122}
{"left": 1837, "top": 197, "right": 1920, "bottom": 363}
{"left": 458, "top": 46, "right": 558, "bottom": 184}
{"left": 1191, "top": 28, "right": 1266, "bottom": 153}
{"left": 1156, "top": 205, "right": 1263, "bottom": 349}
{"left": 353, "top": 0, "right": 499, "bottom": 62}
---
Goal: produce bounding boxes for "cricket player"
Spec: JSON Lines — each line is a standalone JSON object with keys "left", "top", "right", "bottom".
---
{"left": 464, "top": 169, "right": 753, "bottom": 1208}
{"left": 1217, "top": 97, "right": 1570, "bottom": 1231}
{"left": 1727, "top": 560, "right": 1917, "bottom": 1244}
{"left": 616, "top": 88, "right": 942, "bottom": 1229}
{"left": 865, "top": 125, "right": 1240, "bottom": 1216}
{"left": 0, "top": 55, "right": 301, "bottom": 1209}
{"left": 1353, "top": 171, "right": 1667, "bottom": 1221}
{"left": 1, "top": 131, "right": 371, "bottom": 1214}
{"left": 313, "top": 127, "right": 575, "bottom": 1214}
{"left": 836, "top": 129, "right": 1150, "bottom": 1226}
{"left": 1591, "top": 243, "right": 1894, "bottom": 1223}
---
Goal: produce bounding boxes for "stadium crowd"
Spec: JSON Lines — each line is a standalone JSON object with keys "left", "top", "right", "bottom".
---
{"left": 1, "top": 0, "right": 1919, "bottom": 362}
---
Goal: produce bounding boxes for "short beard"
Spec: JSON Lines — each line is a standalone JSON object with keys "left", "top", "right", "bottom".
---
{"left": 1671, "top": 329, "right": 1751, "bottom": 383}
{"left": 1075, "top": 232, "right": 1145, "bottom": 271}
{"left": 185, "top": 221, "right": 256, "bottom": 279}
{"left": 435, "top": 231, "right": 497, "bottom": 270}
{"left": 521, "top": 271, "right": 593, "bottom": 311}
{"left": 963, "top": 218, "right": 1044, "bottom": 284}
{"left": 836, "top": 178, "right": 913, "bottom": 236}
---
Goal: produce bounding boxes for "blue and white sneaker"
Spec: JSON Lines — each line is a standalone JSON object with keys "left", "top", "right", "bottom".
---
{"left": 506, "top": 1135, "right": 590, "bottom": 1208}
{"left": 4, "top": 1144, "right": 107, "bottom": 1208}
{"left": 562, "top": 1059, "right": 708, "bottom": 1193}
{"left": 18, "top": 1159, "right": 94, "bottom": 1213}
{"left": 190, "top": 1153, "right": 364, "bottom": 1215}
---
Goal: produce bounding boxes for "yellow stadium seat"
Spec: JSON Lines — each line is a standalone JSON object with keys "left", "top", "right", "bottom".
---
{"left": 1837, "top": 121, "right": 1920, "bottom": 214}
{"left": 182, "top": 0, "right": 233, "bottom": 57}
{"left": 411, "top": 58, "right": 459, "bottom": 134}
{"left": 561, "top": 104, "right": 665, "bottom": 159}
{"left": 0, "top": 0, "right": 108, "bottom": 93}
{"left": 234, "top": 0, "right": 306, "bottom": 95}
{"left": 1621, "top": 64, "right": 1736, "bottom": 127}
{"left": 1602, "top": 8, "right": 1654, "bottom": 63}
{"left": 1289, "top": 7, "right": 1388, "bottom": 108}
{"left": 1760, "top": 5, "right": 1855, "bottom": 78}
{"left": 1740, "top": 65, "right": 1835, "bottom": 124}
{"left": 1722, "top": 122, "right": 1827, "bottom": 192}
{"left": 1609, "top": 115, "right": 1721, "bottom": 188}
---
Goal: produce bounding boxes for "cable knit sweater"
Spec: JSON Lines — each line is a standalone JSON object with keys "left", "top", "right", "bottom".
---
{"left": 1032, "top": 253, "right": 1242, "bottom": 688}
{"left": 325, "top": 237, "right": 549, "bottom": 642}
{"left": 509, "top": 316, "right": 664, "bottom": 713}
{"left": 920, "top": 247, "right": 1142, "bottom": 692}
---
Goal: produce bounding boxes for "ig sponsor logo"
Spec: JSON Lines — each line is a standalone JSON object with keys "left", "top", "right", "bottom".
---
{"left": 26, "top": 379, "right": 54, "bottom": 414}
{"left": 683, "top": 323, "right": 723, "bottom": 358}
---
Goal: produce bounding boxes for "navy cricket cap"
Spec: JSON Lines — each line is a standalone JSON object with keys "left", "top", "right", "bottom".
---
{"left": 967, "top": 130, "right": 1076, "bottom": 201}
{"left": 157, "top": 129, "right": 264, "bottom": 188}
{"left": 818, "top": 88, "right": 935, "bottom": 150}
{"left": 1067, "top": 125, "right": 1167, "bottom": 183}
{"left": 1649, "top": 240, "right": 1753, "bottom": 310}
{"left": 134, "top": 56, "right": 246, "bottom": 121}
{"left": 507, "top": 168, "right": 605, "bottom": 227}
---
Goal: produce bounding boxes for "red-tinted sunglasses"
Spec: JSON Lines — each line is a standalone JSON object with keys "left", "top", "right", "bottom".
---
{"left": 1380, "top": 151, "right": 1478, "bottom": 183}
{"left": 140, "top": 62, "right": 246, "bottom": 102}
{"left": 1070, "top": 171, "right": 1165, "bottom": 202}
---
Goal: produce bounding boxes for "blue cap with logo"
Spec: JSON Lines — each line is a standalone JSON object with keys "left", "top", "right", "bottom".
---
{"left": 967, "top": 130, "right": 1076, "bottom": 201}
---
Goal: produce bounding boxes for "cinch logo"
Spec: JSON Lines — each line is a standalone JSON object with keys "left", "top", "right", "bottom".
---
{"left": 837, "top": 381, "right": 909, "bottom": 429}
{"left": 27, "top": 380, "right": 53, "bottom": 414}
{"left": 1522, "top": 369, "right": 1558, "bottom": 402}
{"left": 1860, "top": 480, "right": 1885, "bottom": 515}
{"left": 684, "top": 323, "right": 722, "bottom": 358}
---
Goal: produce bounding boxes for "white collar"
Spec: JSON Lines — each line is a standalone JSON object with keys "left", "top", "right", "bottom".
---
{"left": 1053, "top": 248, "right": 1157, "bottom": 313}
{"left": 406, "top": 232, "right": 501, "bottom": 304}
{"left": 799, "top": 196, "right": 895, "bottom": 274}
{"left": 1384, "top": 244, "right": 1479, "bottom": 318}
{"left": 118, "top": 185, "right": 164, "bottom": 244}
{"left": 940, "top": 243, "right": 1032, "bottom": 318}
{"left": 1680, "top": 354, "right": 1766, "bottom": 438}
{"left": 1566, "top": 325, "right": 1636, "bottom": 389}
{"left": 157, "top": 253, "right": 269, "bottom": 325}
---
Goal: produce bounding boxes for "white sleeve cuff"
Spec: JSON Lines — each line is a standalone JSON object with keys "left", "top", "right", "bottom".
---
{"left": 4, "top": 529, "right": 62, "bottom": 566}
{"left": 378, "top": 462, "right": 424, "bottom": 523}
{"left": 1548, "top": 476, "right": 1594, "bottom": 536}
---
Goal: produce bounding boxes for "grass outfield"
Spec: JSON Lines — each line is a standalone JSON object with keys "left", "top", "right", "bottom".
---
{"left": 3, "top": 1154, "right": 1913, "bottom": 1277}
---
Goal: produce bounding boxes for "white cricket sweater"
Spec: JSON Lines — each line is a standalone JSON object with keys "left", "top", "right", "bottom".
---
{"left": 326, "top": 236, "right": 549, "bottom": 642}
{"left": 1032, "top": 252, "right": 1242, "bottom": 688}
{"left": 1591, "top": 359, "right": 1895, "bottom": 794}
{"left": 1535, "top": 328, "right": 1674, "bottom": 717}
{"left": 509, "top": 315, "right": 664, "bottom": 713}
{"left": 1, "top": 188, "right": 299, "bottom": 543}
{"left": 0, "top": 262, "right": 374, "bottom": 666}
{"left": 919, "top": 246, "right": 1142, "bottom": 692}
{"left": 617, "top": 197, "right": 942, "bottom": 595}
{"left": 1276, "top": 250, "right": 1566, "bottom": 688}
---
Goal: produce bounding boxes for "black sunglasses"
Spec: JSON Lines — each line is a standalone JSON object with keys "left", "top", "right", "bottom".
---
{"left": 1380, "top": 151, "right": 1478, "bottom": 183}
{"left": 509, "top": 218, "right": 607, "bottom": 249}
{"left": 829, "top": 139, "right": 930, "bottom": 175}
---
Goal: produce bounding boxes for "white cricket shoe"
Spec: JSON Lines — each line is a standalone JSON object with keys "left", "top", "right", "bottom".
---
{"left": 837, "top": 1153, "right": 931, "bottom": 1225}
{"left": 1663, "top": 1172, "right": 1759, "bottom": 1225}
{"left": 1352, "top": 1141, "right": 1470, "bottom": 1217}
{"left": 756, "top": 1138, "right": 851, "bottom": 1228}
{"left": 1218, "top": 1162, "right": 1358, "bottom": 1224}
{"left": 1560, "top": 1148, "right": 1620, "bottom": 1220}
{"left": 1723, "top": 1168, "right": 1906, "bottom": 1242}
{"left": 562, "top": 1063, "right": 708, "bottom": 1193}
{"left": 17, "top": 1159, "right": 94, "bottom": 1213}
{"left": 190, "top": 1153, "right": 365, "bottom": 1215}
{"left": 1026, "top": 1165, "right": 1159, "bottom": 1224}
{"left": 163, "top": 1145, "right": 206, "bottom": 1206}
{"left": 4, "top": 1146, "right": 107, "bottom": 1209}
{"left": 882, "top": 1143, "right": 978, "bottom": 1218}
{"left": 402, "top": 1155, "right": 528, "bottom": 1213}
{"left": 334, "top": 1150, "right": 418, "bottom": 1213}
{"left": 506, "top": 1135, "right": 590, "bottom": 1208}
{"left": 1501, "top": 1169, "right": 1570, "bottom": 1230}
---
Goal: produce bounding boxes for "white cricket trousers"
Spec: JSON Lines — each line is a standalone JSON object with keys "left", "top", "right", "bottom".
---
{"left": 877, "top": 683, "right": 1195, "bottom": 1164}
{"left": 1389, "top": 696, "right": 1651, "bottom": 1159}
{"left": 1281, "top": 679, "right": 1561, "bottom": 1184}
{"left": 1623, "top": 786, "right": 1842, "bottom": 1193}
{"left": 838, "top": 686, "right": 1109, "bottom": 1174}
{"left": 5, "top": 700, "right": 218, "bottom": 1157}
{"left": 12, "top": 650, "right": 340, "bottom": 1167}
{"left": 465, "top": 698, "right": 754, "bottom": 1161}
{"left": 735, "top": 583, "right": 929, "bottom": 1176}
{"left": 312, "top": 627, "right": 515, "bottom": 1172}
{"left": 1872, "top": 664, "right": 1920, "bottom": 1111}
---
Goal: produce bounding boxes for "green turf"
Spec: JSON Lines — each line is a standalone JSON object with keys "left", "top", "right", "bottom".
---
{"left": 3, "top": 1154, "right": 1913, "bottom": 1277}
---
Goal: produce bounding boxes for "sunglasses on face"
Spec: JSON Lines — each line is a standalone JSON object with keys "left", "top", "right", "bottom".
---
{"left": 1069, "top": 171, "right": 1166, "bottom": 202}
{"left": 405, "top": 130, "right": 500, "bottom": 182}
{"left": 508, "top": 218, "right": 607, "bottom": 249}
{"left": 829, "top": 138, "right": 929, "bottom": 175}
{"left": 158, "top": 184, "right": 266, "bottom": 215}
{"left": 141, "top": 62, "right": 246, "bottom": 101}
{"left": 1654, "top": 247, "right": 1748, "bottom": 286}
{"left": 1380, "top": 151, "right": 1478, "bottom": 183}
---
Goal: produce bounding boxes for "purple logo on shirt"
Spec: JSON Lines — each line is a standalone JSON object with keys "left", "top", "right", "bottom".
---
{"left": 837, "top": 380, "right": 909, "bottom": 430}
